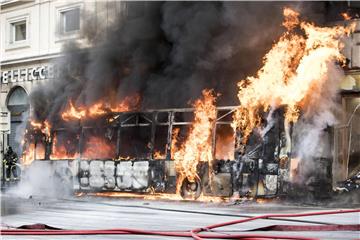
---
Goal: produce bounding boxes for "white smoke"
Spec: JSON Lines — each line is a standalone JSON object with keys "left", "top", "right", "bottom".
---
{"left": 293, "top": 61, "right": 344, "bottom": 172}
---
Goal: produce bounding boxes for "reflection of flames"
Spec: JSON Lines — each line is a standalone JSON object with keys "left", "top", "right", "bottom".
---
{"left": 174, "top": 90, "right": 217, "bottom": 192}
{"left": 22, "top": 143, "right": 45, "bottom": 166}
{"left": 82, "top": 136, "right": 116, "bottom": 159}
{"left": 61, "top": 95, "right": 140, "bottom": 121}
{"left": 22, "top": 143, "right": 35, "bottom": 166}
{"left": 256, "top": 198, "right": 274, "bottom": 204}
{"left": 215, "top": 131, "right": 235, "bottom": 160}
{"left": 290, "top": 157, "right": 300, "bottom": 181}
{"left": 50, "top": 134, "right": 79, "bottom": 160}
{"left": 88, "top": 192, "right": 227, "bottom": 203}
{"left": 232, "top": 7, "right": 355, "bottom": 145}
{"left": 50, "top": 134, "right": 116, "bottom": 160}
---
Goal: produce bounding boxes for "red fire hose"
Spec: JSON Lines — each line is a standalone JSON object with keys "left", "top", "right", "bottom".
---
{"left": 1, "top": 209, "right": 359, "bottom": 239}
{"left": 190, "top": 208, "right": 360, "bottom": 240}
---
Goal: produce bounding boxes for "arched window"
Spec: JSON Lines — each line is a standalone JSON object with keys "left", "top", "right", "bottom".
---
{"left": 7, "top": 87, "right": 29, "bottom": 108}
{"left": 6, "top": 87, "right": 29, "bottom": 157}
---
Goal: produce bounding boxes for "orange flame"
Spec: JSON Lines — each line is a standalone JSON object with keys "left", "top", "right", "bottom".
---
{"left": 153, "top": 150, "right": 166, "bottom": 159}
{"left": 61, "top": 95, "right": 140, "bottom": 121}
{"left": 173, "top": 89, "right": 217, "bottom": 191}
{"left": 30, "top": 120, "right": 51, "bottom": 139}
{"left": 170, "top": 128, "right": 180, "bottom": 159}
{"left": 61, "top": 101, "right": 86, "bottom": 121}
{"left": 232, "top": 7, "right": 355, "bottom": 145}
{"left": 341, "top": 12, "right": 352, "bottom": 21}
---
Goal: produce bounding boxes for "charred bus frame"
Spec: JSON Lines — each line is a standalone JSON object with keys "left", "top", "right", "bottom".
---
{"left": 25, "top": 106, "right": 301, "bottom": 199}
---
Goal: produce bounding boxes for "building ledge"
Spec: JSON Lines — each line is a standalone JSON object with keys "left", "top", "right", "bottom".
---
{"left": 0, "top": 53, "right": 63, "bottom": 67}
{"left": 0, "top": 0, "right": 34, "bottom": 9}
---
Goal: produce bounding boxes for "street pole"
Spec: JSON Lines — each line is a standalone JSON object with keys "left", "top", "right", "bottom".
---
{"left": 1, "top": 131, "right": 7, "bottom": 188}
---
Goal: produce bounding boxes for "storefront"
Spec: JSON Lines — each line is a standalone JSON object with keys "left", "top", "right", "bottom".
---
{"left": 0, "top": 62, "right": 55, "bottom": 157}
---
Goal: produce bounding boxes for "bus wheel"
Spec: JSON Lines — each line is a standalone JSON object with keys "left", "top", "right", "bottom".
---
{"left": 180, "top": 177, "right": 202, "bottom": 200}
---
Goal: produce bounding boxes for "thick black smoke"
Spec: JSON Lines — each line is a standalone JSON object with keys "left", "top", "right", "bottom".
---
{"left": 30, "top": 1, "right": 332, "bottom": 125}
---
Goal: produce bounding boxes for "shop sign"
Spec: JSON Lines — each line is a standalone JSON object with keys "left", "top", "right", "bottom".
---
{"left": 0, "top": 109, "right": 10, "bottom": 133}
{"left": 0, "top": 65, "right": 56, "bottom": 84}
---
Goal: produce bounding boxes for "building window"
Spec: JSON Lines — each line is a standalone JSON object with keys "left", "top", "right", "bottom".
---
{"left": 11, "top": 20, "right": 27, "bottom": 42}
{"left": 60, "top": 8, "right": 80, "bottom": 34}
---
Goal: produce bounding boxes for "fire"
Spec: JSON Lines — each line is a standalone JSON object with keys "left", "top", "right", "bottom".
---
{"left": 170, "top": 128, "right": 180, "bottom": 159}
{"left": 173, "top": 89, "right": 217, "bottom": 192}
{"left": 232, "top": 7, "right": 355, "bottom": 145}
{"left": 50, "top": 135, "right": 116, "bottom": 160}
{"left": 82, "top": 136, "right": 116, "bottom": 159}
{"left": 215, "top": 132, "right": 235, "bottom": 160}
{"left": 61, "top": 101, "right": 86, "bottom": 121}
{"left": 21, "top": 143, "right": 35, "bottom": 166}
{"left": 21, "top": 120, "right": 50, "bottom": 165}
{"left": 153, "top": 150, "right": 165, "bottom": 159}
{"left": 21, "top": 143, "right": 45, "bottom": 166}
{"left": 341, "top": 12, "right": 352, "bottom": 21}
{"left": 30, "top": 120, "right": 51, "bottom": 139}
{"left": 87, "top": 192, "right": 228, "bottom": 203}
{"left": 61, "top": 95, "right": 140, "bottom": 121}
{"left": 50, "top": 134, "right": 79, "bottom": 159}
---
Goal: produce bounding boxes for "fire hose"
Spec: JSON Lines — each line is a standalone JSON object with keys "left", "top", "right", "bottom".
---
{"left": 1, "top": 209, "right": 359, "bottom": 239}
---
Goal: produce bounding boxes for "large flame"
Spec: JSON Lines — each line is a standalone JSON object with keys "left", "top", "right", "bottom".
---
{"left": 173, "top": 90, "right": 217, "bottom": 191}
{"left": 232, "top": 7, "right": 355, "bottom": 145}
{"left": 61, "top": 95, "right": 140, "bottom": 121}
{"left": 30, "top": 120, "right": 51, "bottom": 139}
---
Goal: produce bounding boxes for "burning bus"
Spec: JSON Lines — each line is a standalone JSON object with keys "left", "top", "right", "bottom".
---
{"left": 21, "top": 90, "right": 291, "bottom": 200}
{"left": 16, "top": 7, "right": 359, "bottom": 201}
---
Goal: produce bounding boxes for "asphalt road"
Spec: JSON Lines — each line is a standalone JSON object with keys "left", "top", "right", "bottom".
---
{"left": 1, "top": 193, "right": 359, "bottom": 240}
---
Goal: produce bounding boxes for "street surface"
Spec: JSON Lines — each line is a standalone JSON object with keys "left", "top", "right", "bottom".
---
{"left": 1, "top": 193, "right": 359, "bottom": 240}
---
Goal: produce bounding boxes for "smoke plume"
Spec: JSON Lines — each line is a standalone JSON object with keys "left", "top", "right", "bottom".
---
{"left": 30, "top": 2, "right": 317, "bottom": 125}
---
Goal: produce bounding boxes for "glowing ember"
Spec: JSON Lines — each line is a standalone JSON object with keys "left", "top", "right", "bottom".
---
{"left": 341, "top": 12, "right": 352, "bottom": 21}
{"left": 153, "top": 150, "right": 166, "bottom": 159}
{"left": 232, "top": 7, "right": 355, "bottom": 145}
{"left": 173, "top": 89, "right": 217, "bottom": 192}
